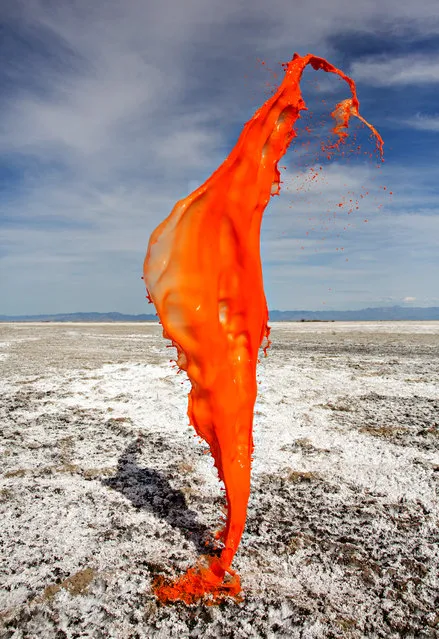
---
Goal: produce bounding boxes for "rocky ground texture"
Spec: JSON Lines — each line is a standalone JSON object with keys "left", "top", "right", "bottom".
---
{"left": 1, "top": 322, "right": 438, "bottom": 638}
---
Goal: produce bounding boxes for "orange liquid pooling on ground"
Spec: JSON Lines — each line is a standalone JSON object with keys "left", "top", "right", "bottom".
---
{"left": 143, "top": 52, "right": 383, "bottom": 604}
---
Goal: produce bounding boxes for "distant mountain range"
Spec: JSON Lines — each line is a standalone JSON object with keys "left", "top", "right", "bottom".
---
{"left": 1, "top": 306, "right": 439, "bottom": 322}
{"left": 0, "top": 312, "right": 158, "bottom": 323}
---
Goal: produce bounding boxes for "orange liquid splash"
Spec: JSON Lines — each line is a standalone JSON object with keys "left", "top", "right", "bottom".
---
{"left": 143, "top": 52, "right": 383, "bottom": 604}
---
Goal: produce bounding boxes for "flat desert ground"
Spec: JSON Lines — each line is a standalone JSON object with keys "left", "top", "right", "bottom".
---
{"left": 1, "top": 321, "right": 438, "bottom": 638}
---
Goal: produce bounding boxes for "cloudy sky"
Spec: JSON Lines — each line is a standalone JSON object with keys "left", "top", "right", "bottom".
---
{"left": 1, "top": 0, "right": 438, "bottom": 315}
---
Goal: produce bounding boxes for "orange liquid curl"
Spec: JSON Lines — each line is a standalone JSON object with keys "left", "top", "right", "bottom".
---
{"left": 143, "top": 52, "right": 383, "bottom": 604}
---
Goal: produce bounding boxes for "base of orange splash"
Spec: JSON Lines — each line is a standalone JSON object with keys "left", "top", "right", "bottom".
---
{"left": 152, "top": 557, "right": 243, "bottom": 606}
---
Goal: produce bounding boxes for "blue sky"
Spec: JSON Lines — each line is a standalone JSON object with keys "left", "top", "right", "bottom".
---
{"left": 1, "top": 0, "right": 438, "bottom": 315}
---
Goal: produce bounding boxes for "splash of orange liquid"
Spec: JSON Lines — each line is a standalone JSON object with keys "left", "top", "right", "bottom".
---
{"left": 143, "top": 52, "right": 383, "bottom": 604}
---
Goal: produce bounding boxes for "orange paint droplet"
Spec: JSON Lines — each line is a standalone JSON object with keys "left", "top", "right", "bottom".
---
{"left": 143, "top": 52, "right": 383, "bottom": 604}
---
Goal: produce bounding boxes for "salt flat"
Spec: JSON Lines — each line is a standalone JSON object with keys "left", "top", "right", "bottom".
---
{"left": 1, "top": 322, "right": 438, "bottom": 638}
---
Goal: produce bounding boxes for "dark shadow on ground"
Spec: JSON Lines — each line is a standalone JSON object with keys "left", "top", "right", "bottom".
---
{"left": 103, "top": 437, "right": 215, "bottom": 554}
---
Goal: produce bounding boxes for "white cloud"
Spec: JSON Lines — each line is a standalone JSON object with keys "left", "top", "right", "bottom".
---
{"left": 404, "top": 113, "right": 439, "bottom": 132}
{"left": 260, "top": 159, "right": 439, "bottom": 310}
{"left": 350, "top": 54, "right": 439, "bottom": 87}
{"left": 0, "top": 56, "right": 164, "bottom": 159}
{"left": 402, "top": 297, "right": 416, "bottom": 303}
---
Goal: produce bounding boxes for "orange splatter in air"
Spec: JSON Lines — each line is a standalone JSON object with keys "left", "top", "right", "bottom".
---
{"left": 143, "top": 52, "right": 383, "bottom": 604}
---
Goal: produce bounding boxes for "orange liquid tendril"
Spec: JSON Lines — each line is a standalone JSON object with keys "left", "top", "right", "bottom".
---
{"left": 143, "top": 52, "right": 383, "bottom": 605}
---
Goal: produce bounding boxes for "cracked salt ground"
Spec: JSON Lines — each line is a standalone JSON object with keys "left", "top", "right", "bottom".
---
{"left": 1, "top": 322, "right": 438, "bottom": 638}
{"left": 322, "top": 393, "right": 438, "bottom": 451}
